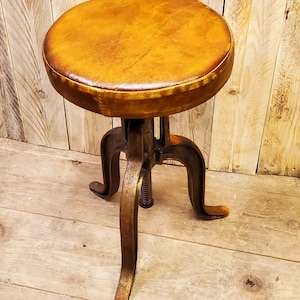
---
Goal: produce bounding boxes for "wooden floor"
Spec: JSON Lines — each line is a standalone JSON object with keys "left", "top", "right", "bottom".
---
{"left": 0, "top": 137, "right": 299, "bottom": 300}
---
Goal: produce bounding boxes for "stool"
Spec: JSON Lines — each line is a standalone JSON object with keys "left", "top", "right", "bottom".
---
{"left": 43, "top": 1, "right": 234, "bottom": 299}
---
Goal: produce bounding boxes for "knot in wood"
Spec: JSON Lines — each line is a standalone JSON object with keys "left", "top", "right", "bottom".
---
{"left": 241, "top": 275, "right": 263, "bottom": 293}
{"left": 288, "top": 220, "right": 299, "bottom": 229}
{"left": 71, "top": 160, "right": 82, "bottom": 166}
{"left": 228, "top": 87, "right": 239, "bottom": 95}
{"left": 35, "top": 88, "right": 47, "bottom": 99}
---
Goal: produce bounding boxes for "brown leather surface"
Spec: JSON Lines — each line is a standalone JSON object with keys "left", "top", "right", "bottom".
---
{"left": 43, "top": 0, "right": 234, "bottom": 118}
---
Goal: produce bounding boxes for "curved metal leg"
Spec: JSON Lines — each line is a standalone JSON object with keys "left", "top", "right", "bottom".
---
{"left": 114, "top": 120, "right": 144, "bottom": 300}
{"left": 91, "top": 117, "right": 229, "bottom": 299}
{"left": 90, "top": 127, "right": 127, "bottom": 199}
{"left": 161, "top": 134, "right": 230, "bottom": 220}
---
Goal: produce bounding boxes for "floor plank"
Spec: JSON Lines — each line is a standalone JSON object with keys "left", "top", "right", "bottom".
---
{"left": 0, "top": 282, "right": 80, "bottom": 300}
{"left": 133, "top": 235, "right": 300, "bottom": 300}
{"left": 0, "top": 209, "right": 120, "bottom": 300}
{"left": 0, "top": 139, "right": 299, "bottom": 261}
{"left": 0, "top": 138, "right": 299, "bottom": 299}
{"left": 1, "top": 209, "right": 299, "bottom": 299}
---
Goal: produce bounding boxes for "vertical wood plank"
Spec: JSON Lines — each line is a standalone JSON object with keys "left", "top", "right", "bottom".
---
{"left": 209, "top": 0, "right": 256, "bottom": 173}
{"left": 0, "top": 1, "right": 25, "bottom": 141}
{"left": 50, "top": 0, "right": 86, "bottom": 19}
{"left": 51, "top": 0, "right": 112, "bottom": 155}
{"left": 1, "top": 0, "right": 69, "bottom": 149}
{"left": 258, "top": 0, "right": 300, "bottom": 177}
{"left": 209, "top": 0, "right": 287, "bottom": 174}
{"left": 208, "top": 0, "right": 224, "bottom": 14}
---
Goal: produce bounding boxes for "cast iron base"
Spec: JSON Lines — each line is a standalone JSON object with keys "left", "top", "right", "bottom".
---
{"left": 89, "top": 117, "right": 229, "bottom": 300}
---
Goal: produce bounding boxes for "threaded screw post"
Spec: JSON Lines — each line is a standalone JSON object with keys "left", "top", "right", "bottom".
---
{"left": 139, "top": 169, "right": 154, "bottom": 208}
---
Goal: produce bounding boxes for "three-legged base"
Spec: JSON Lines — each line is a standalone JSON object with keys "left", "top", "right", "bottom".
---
{"left": 89, "top": 117, "right": 229, "bottom": 300}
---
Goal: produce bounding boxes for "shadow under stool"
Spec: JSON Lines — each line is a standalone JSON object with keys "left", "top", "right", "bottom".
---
{"left": 43, "top": 1, "right": 234, "bottom": 299}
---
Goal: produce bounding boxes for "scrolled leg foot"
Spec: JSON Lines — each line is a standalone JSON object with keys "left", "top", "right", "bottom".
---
{"left": 90, "top": 127, "right": 127, "bottom": 199}
{"left": 161, "top": 135, "right": 229, "bottom": 220}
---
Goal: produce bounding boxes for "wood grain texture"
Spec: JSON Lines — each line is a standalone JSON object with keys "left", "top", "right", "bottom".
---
{"left": 207, "top": 0, "right": 225, "bottom": 14}
{"left": 50, "top": 0, "right": 86, "bottom": 17}
{"left": 1, "top": 209, "right": 299, "bottom": 300}
{"left": 0, "top": 282, "right": 78, "bottom": 300}
{"left": 209, "top": 0, "right": 288, "bottom": 174}
{"left": 51, "top": 0, "right": 112, "bottom": 155}
{"left": 258, "top": 0, "right": 300, "bottom": 177}
{"left": 0, "top": 2, "right": 25, "bottom": 141}
{"left": 1, "top": 0, "right": 68, "bottom": 148}
{"left": 0, "top": 138, "right": 299, "bottom": 299}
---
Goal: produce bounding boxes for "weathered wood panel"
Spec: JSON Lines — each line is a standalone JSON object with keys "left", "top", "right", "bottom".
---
{"left": 209, "top": 0, "right": 288, "bottom": 174}
{"left": 258, "top": 0, "right": 300, "bottom": 177}
{"left": 0, "top": 138, "right": 299, "bottom": 299}
{"left": 0, "top": 2, "right": 25, "bottom": 141}
{"left": 207, "top": 0, "right": 225, "bottom": 14}
{"left": 0, "top": 283, "right": 77, "bottom": 300}
{"left": 50, "top": 0, "right": 84, "bottom": 16}
{"left": 1, "top": 0, "right": 68, "bottom": 148}
{"left": 2, "top": 209, "right": 300, "bottom": 300}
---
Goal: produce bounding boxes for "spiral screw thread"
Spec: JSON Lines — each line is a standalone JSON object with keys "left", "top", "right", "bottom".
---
{"left": 139, "top": 170, "right": 154, "bottom": 208}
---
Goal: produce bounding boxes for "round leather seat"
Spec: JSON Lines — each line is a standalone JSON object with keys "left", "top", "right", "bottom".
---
{"left": 43, "top": 0, "right": 234, "bottom": 118}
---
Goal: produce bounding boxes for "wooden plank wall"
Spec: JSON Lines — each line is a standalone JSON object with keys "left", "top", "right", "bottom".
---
{"left": 0, "top": 0, "right": 299, "bottom": 177}
{"left": 258, "top": 0, "right": 300, "bottom": 177}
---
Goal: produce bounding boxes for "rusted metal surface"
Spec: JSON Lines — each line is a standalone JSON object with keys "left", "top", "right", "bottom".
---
{"left": 91, "top": 117, "right": 229, "bottom": 299}
{"left": 115, "top": 120, "right": 144, "bottom": 300}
